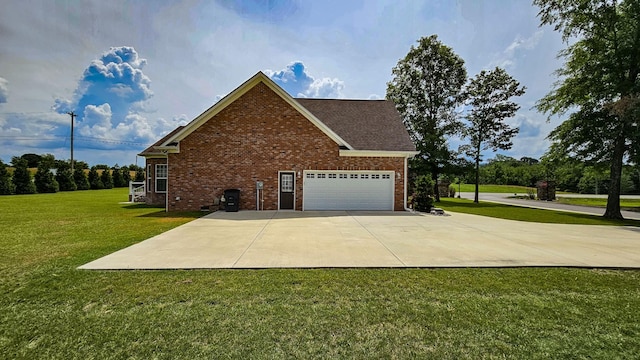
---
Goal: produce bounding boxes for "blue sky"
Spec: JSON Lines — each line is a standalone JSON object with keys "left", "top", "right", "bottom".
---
{"left": 0, "top": 0, "right": 565, "bottom": 167}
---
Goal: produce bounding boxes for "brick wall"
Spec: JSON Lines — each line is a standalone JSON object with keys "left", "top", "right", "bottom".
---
{"left": 160, "top": 82, "right": 407, "bottom": 211}
{"left": 145, "top": 158, "right": 167, "bottom": 206}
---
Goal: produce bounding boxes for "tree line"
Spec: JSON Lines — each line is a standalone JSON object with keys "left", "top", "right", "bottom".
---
{"left": 0, "top": 153, "right": 145, "bottom": 195}
{"left": 466, "top": 154, "right": 640, "bottom": 195}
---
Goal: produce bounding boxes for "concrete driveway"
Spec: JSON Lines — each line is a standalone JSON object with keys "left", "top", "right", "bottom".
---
{"left": 79, "top": 210, "right": 640, "bottom": 269}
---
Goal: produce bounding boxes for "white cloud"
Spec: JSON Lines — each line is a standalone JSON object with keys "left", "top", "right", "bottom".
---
{"left": 266, "top": 61, "right": 345, "bottom": 98}
{"left": 489, "top": 30, "right": 544, "bottom": 70}
{"left": 0, "top": 77, "right": 8, "bottom": 104}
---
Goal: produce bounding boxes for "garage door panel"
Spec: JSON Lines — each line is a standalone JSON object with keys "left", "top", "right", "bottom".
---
{"left": 303, "top": 171, "right": 394, "bottom": 210}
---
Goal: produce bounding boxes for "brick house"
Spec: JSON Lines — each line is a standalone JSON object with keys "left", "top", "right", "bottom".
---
{"left": 139, "top": 72, "right": 417, "bottom": 212}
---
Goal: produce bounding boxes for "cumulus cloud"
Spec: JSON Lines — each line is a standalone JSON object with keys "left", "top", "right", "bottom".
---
{"left": 50, "top": 46, "right": 181, "bottom": 151}
{"left": 489, "top": 30, "right": 544, "bottom": 69}
{"left": 265, "top": 61, "right": 345, "bottom": 98}
{"left": 0, "top": 77, "right": 8, "bottom": 104}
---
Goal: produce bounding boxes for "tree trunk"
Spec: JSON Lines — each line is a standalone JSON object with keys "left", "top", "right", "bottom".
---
{"left": 474, "top": 156, "right": 480, "bottom": 203}
{"left": 604, "top": 135, "right": 625, "bottom": 219}
{"left": 432, "top": 168, "right": 440, "bottom": 202}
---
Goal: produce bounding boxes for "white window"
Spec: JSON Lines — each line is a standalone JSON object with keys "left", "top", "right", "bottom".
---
{"left": 372, "top": 174, "right": 380, "bottom": 179}
{"left": 328, "top": 173, "right": 337, "bottom": 179}
{"left": 350, "top": 174, "right": 358, "bottom": 179}
{"left": 306, "top": 173, "right": 315, "bottom": 179}
{"left": 318, "top": 174, "right": 326, "bottom": 179}
{"left": 361, "top": 174, "right": 369, "bottom": 179}
{"left": 382, "top": 174, "right": 391, "bottom": 179}
{"left": 155, "top": 164, "right": 167, "bottom": 193}
{"left": 339, "top": 174, "right": 347, "bottom": 179}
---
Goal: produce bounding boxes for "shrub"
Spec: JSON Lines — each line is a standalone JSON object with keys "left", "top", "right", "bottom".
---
{"left": 412, "top": 175, "right": 435, "bottom": 212}
{"left": 74, "top": 168, "right": 90, "bottom": 190}
{"left": 448, "top": 185, "right": 456, "bottom": 198}
{"left": 88, "top": 167, "right": 104, "bottom": 190}
{"left": 100, "top": 168, "right": 114, "bottom": 189}
{"left": 112, "top": 167, "right": 127, "bottom": 187}
{"left": 11, "top": 157, "right": 36, "bottom": 194}
{"left": 34, "top": 162, "right": 59, "bottom": 193}
{"left": 55, "top": 162, "right": 76, "bottom": 191}
{"left": 0, "top": 160, "right": 15, "bottom": 195}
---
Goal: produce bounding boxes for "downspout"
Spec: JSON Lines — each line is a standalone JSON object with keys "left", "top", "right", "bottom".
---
{"left": 165, "top": 152, "right": 169, "bottom": 213}
{"left": 404, "top": 156, "right": 410, "bottom": 211}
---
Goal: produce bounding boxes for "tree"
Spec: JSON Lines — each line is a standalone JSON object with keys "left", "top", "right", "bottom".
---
{"left": 0, "top": 159, "right": 15, "bottom": 195}
{"left": 461, "top": 67, "right": 525, "bottom": 203}
{"left": 534, "top": 0, "right": 640, "bottom": 219}
{"left": 74, "top": 167, "right": 90, "bottom": 190}
{"left": 34, "top": 154, "right": 59, "bottom": 193}
{"left": 387, "top": 35, "right": 468, "bottom": 201}
{"left": 20, "top": 153, "right": 42, "bottom": 168}
{"left": 55, "top": 161, "right": 76, "bottom": 191}
{"left": 112, "top": 166, "right": 127, "bottom": 187}
{"left": 88, "top": 167, "right": 104, "bottom": 190}
{"left": 120, "top": 165, "right": 132, "bottom": 185}
{"left": 100, "top": 168, "right": 113, "bottom": 189}
{"left": 11, "top": 157, "right": 36, "bottom": 194}
{"left": 135, "top": 167, "right": 145, "bottom": 182}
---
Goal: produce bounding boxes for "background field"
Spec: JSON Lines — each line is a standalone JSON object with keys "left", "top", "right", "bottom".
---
{"left": 1, "top": 189, "right": 639, "bottom": 358}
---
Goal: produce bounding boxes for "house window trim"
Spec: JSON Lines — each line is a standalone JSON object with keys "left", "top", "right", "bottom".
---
{"left": 155, "top": 164, "right": 167, "bottom": 193}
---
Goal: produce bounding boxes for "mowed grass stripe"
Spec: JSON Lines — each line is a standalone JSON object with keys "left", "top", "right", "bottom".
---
{"left": 1, "top": 189, "right": 639, "bottom": 358}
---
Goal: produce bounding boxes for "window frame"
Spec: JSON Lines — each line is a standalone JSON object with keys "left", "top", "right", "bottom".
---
{"left": 155, "top": 164, "right": 168, "bottom": 193}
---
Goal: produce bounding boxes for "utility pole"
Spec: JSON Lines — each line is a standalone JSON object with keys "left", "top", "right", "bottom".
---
{"left": 67, "top": 111, "right": 76, "bottom": 173}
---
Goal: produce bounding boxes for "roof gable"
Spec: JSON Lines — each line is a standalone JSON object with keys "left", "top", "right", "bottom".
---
{"left": 157, "top": 72, "right": 352, "bottom": 150}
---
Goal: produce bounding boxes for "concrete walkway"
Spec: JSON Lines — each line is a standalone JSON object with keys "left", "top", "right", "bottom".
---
{"left": 458, "top": 192, "right": 640, "bottom": 220}
{"left": 79, "top": 210, "right": 640, "bottom": 270}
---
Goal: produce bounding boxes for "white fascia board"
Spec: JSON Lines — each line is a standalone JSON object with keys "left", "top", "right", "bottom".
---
{"left": 158, "top": 72, "right": 353, "bottom": 150}
{"left": 340, "top": 150, "right": 419, "bottom": 158}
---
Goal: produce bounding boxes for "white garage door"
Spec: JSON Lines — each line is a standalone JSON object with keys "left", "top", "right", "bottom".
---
{"left": 303, "top": 171, "right": 394, "bottom": 210}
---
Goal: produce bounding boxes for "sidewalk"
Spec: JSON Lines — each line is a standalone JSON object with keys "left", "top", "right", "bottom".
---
{"left": 458, "top": 192, "right": 640, "bottom": 220}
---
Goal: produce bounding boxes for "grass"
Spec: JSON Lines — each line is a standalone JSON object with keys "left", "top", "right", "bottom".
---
{"left": 557, "top": 197, "right": 640, "bottom": 212}
{"left": 437, "top": 197, "right": 640, "bottom": 226}
{"left": 1, "top": 189, "right": 640, "bottom": 358}
{"left": 457, "top": 184, "right": 535, "bottom": 193}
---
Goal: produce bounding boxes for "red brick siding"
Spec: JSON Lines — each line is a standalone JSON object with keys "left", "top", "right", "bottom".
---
{"left": 162, "top": 82, "right": 407, "bottom": 211}
{"left": 145, "top": 158, "right": 167, "bottom": 206}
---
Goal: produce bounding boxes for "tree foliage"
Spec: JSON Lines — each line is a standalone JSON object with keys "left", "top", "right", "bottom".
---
{"left": 112, "top": 166, "right": 127, "bottom": 188}
{"left": 534, "top": 0, "right": 640, "bottom": 219}
{"left": 11, "top": 157, "right": 36, "bottom": 194}
{"left": 0, "top": 159, "right": 15, "bottom": 195}
{"left": 100, "top": 168, "right": 114, "bottom": 189}
{"left": 387, "top": 35, "right": 467, "bottom": 201}
{"left": 34, "top": 154, "right": 59, "bottom": 193}
{"left": 461, "top": 67, "right": 525, "bottom": 202}
{"left": 55, "top": 161, "right": 77, "bottom": 192}
{"left": 74, "top": 168, "right": 90, "bottom": 190}
{"left": 88, "top": 167, "right": 104, "bottom": 190}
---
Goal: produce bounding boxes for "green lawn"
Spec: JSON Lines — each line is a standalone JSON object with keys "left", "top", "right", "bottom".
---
{"left": 457, "top": 184, "right": 535, "bottom": 193}
{"left": 1, "top": 189, "right": 639, "bottom": 358}
{"left": 437, "top": 197, "right": 640, "bottom": 226}
{"left": 557, "top": 197, "right": 640, "bottom": 212}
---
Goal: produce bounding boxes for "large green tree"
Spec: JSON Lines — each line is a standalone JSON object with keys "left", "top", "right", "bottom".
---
{"left": 386, "top": 35, "right": 468, "bottom": 201}
{"left": 534, "top": 0, "right": 640, "bottom": 219}
{"left": 462, "top": 67, "right": 525, "bottom": 203}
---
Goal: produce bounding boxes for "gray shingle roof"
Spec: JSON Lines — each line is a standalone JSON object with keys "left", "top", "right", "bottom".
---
{"left": 295, "top": 98, "right": 416, "bottom": 152}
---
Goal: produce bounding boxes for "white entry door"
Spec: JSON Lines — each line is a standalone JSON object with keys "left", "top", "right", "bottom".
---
{"left": 303, "top": 171, "right": 394, "bottom": 211}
